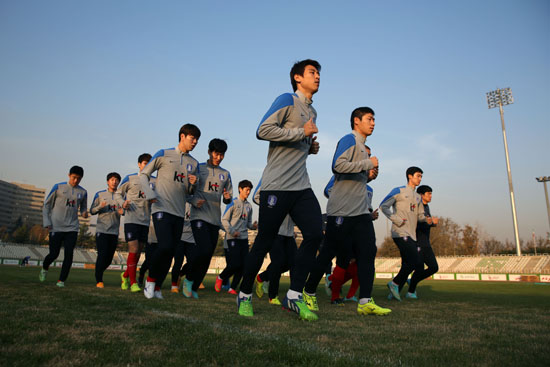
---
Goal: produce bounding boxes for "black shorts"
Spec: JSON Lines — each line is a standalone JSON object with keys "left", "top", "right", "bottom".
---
{"left": 124, "top": 223, "right": 149, "bottom": 243}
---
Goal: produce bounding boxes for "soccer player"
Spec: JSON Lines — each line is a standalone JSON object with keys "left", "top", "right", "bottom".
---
{"left": 139, "top": 123, "right": 200, "bottom": 299}
{"left": 90, "top": 172, "right": 125, "bottom": 288}
{"left": 237, "top": 59, "right": 323, "bottom": 321}
{"left": 407, "top": 185, "right": 439, "bottom": 298}
{"left": 182, "top": 138, "right": 233, "bottom": 298}
{"left": 118, "top": 153, "right": 153, "bottom": 292}
{"left": 303, "top": 107, "right": 390, "bottom": 316}
{"left": 380, "top": 166, "right": 427, "bottom": 301}
{"left": 40, "top": 165, "right": 88, "bottom": 287}
{"left": 216, "top": 180, "right": 257, "bottom": 294}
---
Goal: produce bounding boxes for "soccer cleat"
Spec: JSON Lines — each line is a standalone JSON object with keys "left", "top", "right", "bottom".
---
{"left": 227, "top": 288, "right": 238, "bottom": 295}
{"left": 154, "top": 290, "right": 164, "bottom": 299}
{"left": 121, "top": 272, "right": 129, "bottom": 290}
{"left": 171, "top": 286, "right": 179, "bottom": 293}
{"left": 302, "top": 291, "right": 319, "bottom": 311}
{"left": 237, "top": 295, "right": 253, "bottom": 317}
{"left": 387, "top": 293, "right": 393, "bottom": 300}
{"left": 331, "top": 298, "right": 345, "bottom": 306}
{"left": 406, "top": 291, "right": 418, "bottom": 299}
{"left": 324, "top": 274, "right": 332, "bottom": 296}
{"left": 282, "top": 295, "right": 318, "bottom": 321}
{"left": 387, "top": 281, "right": 402, "bottom": 301}
{"left": 130, "top": 283, "right": 141, "bottom": 293}
{"left": 344, "top": 296, "right": 358, "bottom": 302}
{"left": 96, "top": 282, "right": 105, "bottom": 288}
{"left": 182, "top": 279, "right": 193, "bottom": 298}
{"left": 357, "top": 298, "right": 392, "bottom": 316}
{"left": 192, "top": 290, "right": 199, "bottom": 299}
{"left": 56, "top": 281, "right": 65, "bottom": 288}
{"left": 255, "top": 275, "right": 264, "bottom": 298}
{"left": 269, "top": 297, "right": 281, "bottom": 306}
{"left": 39, "top": 269, "right": 48, "bottom": 282}
{"left": 215, "top": 276, "right": 223, "bottom": 293}
{"left": 144, "top": 280, "right": 155, "bottom": 299}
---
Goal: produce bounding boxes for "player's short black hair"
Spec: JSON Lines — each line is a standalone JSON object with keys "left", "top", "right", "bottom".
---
{"left": 406, "top": 166, "right": 423, "bottom": 181}
{"left": 290, "top": 59, "right": 321, "bottom": 92}
{"left": 69, "top": 166, "right": 84, "bottom": 177}
{"left": 417, "top": 185, "right": 432, "bottom": 195}
{"left": 138, "top": 153, "right": 152, "bottom": 164}
{"left": 208, "top": 138, "right": 228, "bottom": 154}
{"left": 350, "top": 107, "right": 375, "bottom": 130}
{"left": 107, "top": 172, "right": 121, "bottom": 182}
{"left": 179, "top": 124, "right": 201, "bottom": 141}
{"left": 238, "top": 180, "right": 253, "bottom": 190}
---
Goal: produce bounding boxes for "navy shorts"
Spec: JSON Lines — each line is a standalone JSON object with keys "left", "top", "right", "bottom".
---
{"left": 124, "top": 223, "right": 149, "bottom": 243}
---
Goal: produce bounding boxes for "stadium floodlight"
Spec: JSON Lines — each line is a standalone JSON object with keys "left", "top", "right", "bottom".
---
{"left": 486, "top": 87, "right": 521, "bottom": 256}
{"left": 535, "top": 176, "right": 550, "bottom": 233}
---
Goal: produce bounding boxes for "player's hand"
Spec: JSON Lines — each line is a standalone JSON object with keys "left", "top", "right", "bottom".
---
{"left": 426, "top": 217, "right": 433, "bottom": 225}
{"left": 303, "top": 118, "right": 318, "bottom": 137}
{"left": 149, "top": 198, "right": 158, "bottom": 204}
{"left": 196, "top": 199, "right": 206, "bottom": 208}
{"left": 188, "top": 174, "right": 197, "bottom": 185}
{"left": 46, "top": 225, "right": 52, "bottom": 230}
{"left": 100, "top": 201, "right": 107, "bottom": 208}
{"left": 252, "top": 221, "right": 258, "bottom": 230}
{"left": 372, "top": 208, "right": 379, "bottom": 220}
{"left": 117, "top": 208, "right": 124, "bottom": 215}
{"left": 309, "top": 136, "right": 320, "bottom": 154}
{"left": 368, "top": 167, "right": 379, "bottom": 180}
{"left": 81, "top": 211, "right": 89, "bottom": 219}
{"left": 432, "top": 217, "right": 439, "bottom": 225}
{"left": 223, "top": 188, "right": 231, "bottom": 200}
{"left": 233, "top": 231, "right": 240, "bottom": 237}
{"left": 369, "top": 156, "right": 379, "bottom": 168}
{"left": 122, "top": 200, "right": 131, "bottom": 209}
{"left": 398, "top": 218, "right": 406, "bottom": 227}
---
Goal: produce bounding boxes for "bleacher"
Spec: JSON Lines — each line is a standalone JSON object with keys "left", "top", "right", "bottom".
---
{"left": 2, "top": 242, "right": 550, "bottom": 277}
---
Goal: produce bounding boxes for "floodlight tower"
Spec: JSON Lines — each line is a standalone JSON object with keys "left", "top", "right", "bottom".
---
{"left": 486, "top": 88, "right": 521, "bottom": 255}
{"left": 535, "top": 176, "right": 550, "bottom": 233}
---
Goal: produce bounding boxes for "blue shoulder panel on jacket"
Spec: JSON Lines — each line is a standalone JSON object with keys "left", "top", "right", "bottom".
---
{"left": 252, "top": 178, "right": 262, "bottom": 205}
{"left": 256, "top": 93, "right": 295, "bottom": 140}
{"left": 223, "top": 199, "right": 236, "bottom": 215}
{"left": 93, "top": 190, "right": 106, "bottom": 203}
{"left": 379, "top": 186, "right": 405, "bottom": 207}
{"left": 331, "top": 134, "right": 356, "bottom": 173}
{"left": 46, "top": 182, "right": 64, "bottom": 201}
{"left": 324, "top": 176, "right": 335, "bottom": 198}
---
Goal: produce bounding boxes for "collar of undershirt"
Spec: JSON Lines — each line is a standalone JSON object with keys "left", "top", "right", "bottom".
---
{"left": 352, "top": 130, "right": 366, "bottom": 144}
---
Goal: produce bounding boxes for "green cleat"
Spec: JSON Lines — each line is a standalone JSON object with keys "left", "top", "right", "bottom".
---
{"left": 269, "top": 297, "right": 282, "bottom": 306}
{"left": 283, "top": 295, "right": 318, "bottom": 321}
{"left": 56, "top": 281, "right": 65, "bottom": 288}
{"left": 237, "top": 296, "right": 253, "bottom": 317}
{"left": 357, "top": 298, "right": 391, "bottom": 316}
{"left": 302, "top": 291, "right": 319, "bottom": 311}
{"left": 121, "top": 272, "right": 129, "bottom": 290}
{"left": 39, "top": 269, "right": 47, "bottom": 282}
{"left": 130, "top": 283, "right": 141, "bottom": 293}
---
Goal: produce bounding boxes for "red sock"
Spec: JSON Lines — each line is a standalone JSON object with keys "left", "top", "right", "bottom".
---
{"left": 331, "top": 265, "right": 347, "bottom": 302}
{"left": 127, "top": 252, "right": 138, "bottom": 285}
{"left": 155, "top": 285, "right": 161, "bottom": 291}
{"left": 172, "top": 282, "right": 178, "bottom": 287}
{"left": 346, "top": 262, "right": 359, "bottom": 298}
{"left": 147, "top": 276, "right": 156, "bottom": 283}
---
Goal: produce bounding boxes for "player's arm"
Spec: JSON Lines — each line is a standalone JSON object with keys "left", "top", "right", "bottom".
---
{"left": 379, "top": 188, "right": 405, "bottom": 226}
{"left": 417, "top": 201, "right": 427, "bottom": 223}
{"left": 221, "top": 201, "right": 236, "bottom": 236}
{"left": 42, "top": 184, "right": 58, "bottom": 229}
{"left": 324, "top": 176, "right": 335, "bottom": 199}
{"left": 256, "top": 94, "right": 306, "bottom": 142}
{"left": 79, "top": 190, "right": 89, "bottom": 218}
{"left": 246, "top": 205, "right": 257, "bottom": 230}
{"left": 332, "top": 135, "right": 375, "bottom": 174}
{"left": 222, "top": 173, "right": 233, "bottom": 205}
{"left": 139, "top": 151, "right": 163, "bottom": 201}
{"left": 89, "top": 192, "right": 103, "bottom": 215}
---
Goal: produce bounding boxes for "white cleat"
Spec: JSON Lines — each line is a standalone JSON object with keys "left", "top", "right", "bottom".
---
{"left": 154, "top": 290, "right": 164, "bottom": 299}
{"left": 144, "top": 280, "right": 155, "bottom": 299}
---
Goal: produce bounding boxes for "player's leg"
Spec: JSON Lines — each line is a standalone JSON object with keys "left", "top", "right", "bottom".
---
{"left": 40, "top": 231, "right": 63, "bottom": 281}
{"left": 191, "top": 223, "right": 219, "bottom": 293}
{"left": 171, "top": 240, "right": 186, "bottom": 292}
{"left": 408, "top": 246, "right": 438, "bottom": 295}
{"left": 228, "top": 239, "right": 248, "bottom": 292}
{"left": 59, "top": 232, "right": 77, "bottom": 284}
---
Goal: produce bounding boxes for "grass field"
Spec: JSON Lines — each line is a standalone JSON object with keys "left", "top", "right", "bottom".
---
{"left": 1, "top": 266, "right": 550, "bottom": 367}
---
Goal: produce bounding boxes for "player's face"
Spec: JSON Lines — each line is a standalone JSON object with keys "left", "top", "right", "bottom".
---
{"left": 208, "top": 150, "right": 225, "bottom": 167}
{"left": 355, "top": 113, "right": 375, "bottom": 137}
{"left": 295, "top": 65, "right": 320, "bottom": 95}
{"left": 239, "top": 187, "right": 251, "bottom": 200}
{"left": 180, "top": 134, "right": 199, "bottom": 152}
{"left": 138, "top": 160, "right": 149, "bottom": 171}
{"left": 107, "top": 177, "right": 120, "bottom": 192}
{"left": 408, "top": 172, "right": 423, "bottom": 187}
{"left": 421, "top": 191, "right": 432, "bottom": 204}
{"left": 68, "top": 174, "right": 82, "bottom": 187}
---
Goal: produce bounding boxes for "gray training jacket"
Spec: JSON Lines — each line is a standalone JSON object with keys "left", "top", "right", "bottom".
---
{"left": 379, "top": 185, "right": 426, "bottom": 241}
{"left": 90, "top": 190, "right": 125, "bottom": 235}
{"left": 190, "top": 162, "right": 233, "bottom": 227}
{"left": 221, "top": 197, "right": 255, "bottom": 240}
{"left": 117, "top": 173, "right": 154, "bottom": 227}
{"left": 326, "top": 131, "right": 375, "bottom": 217}
{"left": 43, "top": 182, "right": 87, "bottom": 233}
{"left": 139, "top": 146, "right": 199, "bottom": 219}
{"left": 256, "top": 90, "right": 316, "bottom": 191}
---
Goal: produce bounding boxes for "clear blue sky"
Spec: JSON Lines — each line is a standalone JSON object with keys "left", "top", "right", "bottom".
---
{"left": 1, "top": 0, "right": 549, "bottom": 245}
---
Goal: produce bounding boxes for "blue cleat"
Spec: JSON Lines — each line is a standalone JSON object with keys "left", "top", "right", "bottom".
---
{"left": 182, "top": 279, "right": 193, "bottom": 298}
{"left": 406, "top": 291, "right": 418, "bottom": 299}
{"left": 387, "top": 281, "right": 401, "bottom": 301}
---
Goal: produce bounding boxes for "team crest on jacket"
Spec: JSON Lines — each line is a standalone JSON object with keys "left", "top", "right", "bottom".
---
{"left": 335, "top": 216, "right": 344, "bottom": 226}
{"left": 267, "top": 195, "right": 277, "bottom": 208}
{"left": 186, "top": 164, "right": 193, "bottom": 172}
{"left": 219, "top": 174, "right": 225, "bottom": 181}
{"left": 77, "top": 193, "right": 82, "bottom": 199}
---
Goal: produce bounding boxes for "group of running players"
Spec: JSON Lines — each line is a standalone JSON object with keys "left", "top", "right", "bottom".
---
{"left": 39, "top": 59, "right": 439, "bottom": 321}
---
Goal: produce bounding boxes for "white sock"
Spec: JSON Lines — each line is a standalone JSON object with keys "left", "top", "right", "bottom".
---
{"left": 239, "top": 291, "right": 252, "bottom": 299}
{"left": 359, "top": 298, "right": 371, "bottom": 305}
{"left": 286, "top": 289, "right": 302, "bottom": 299}
{"left": 392, "top": 281, "right": 399, "bottom": 287}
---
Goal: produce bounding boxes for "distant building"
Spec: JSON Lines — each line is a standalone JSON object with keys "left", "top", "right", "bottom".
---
{"left": 0, "top": 180, "right": 45, "bottom": 230}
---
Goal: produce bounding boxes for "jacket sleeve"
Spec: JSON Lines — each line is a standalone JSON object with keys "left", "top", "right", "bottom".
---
{"left": 246, "top": 205, "right": 255, "bottom": 230}
{"left": 221, "top": 202, "right": 235, "bottom": 235}
{"left": 256, "top": 94, "right": 305, "bottom": 143}
{"left": 42, "top": 184, "right": 58, "bottom": 228}
{"left": 223, "top": 173, "right": 233, "bottom": 205}
{"left": 89, "top": 192, "right": 102, "bottom": 215}
{"left": 379, "top": 188, "right": 404, "bottom": 226}
{"left": 332, "top": 135, "right": 374, "bottom": 174}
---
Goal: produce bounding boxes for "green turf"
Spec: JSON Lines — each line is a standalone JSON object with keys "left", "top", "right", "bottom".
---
{"left": 1, "top": 266, "right": 550, "bottom": 366}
